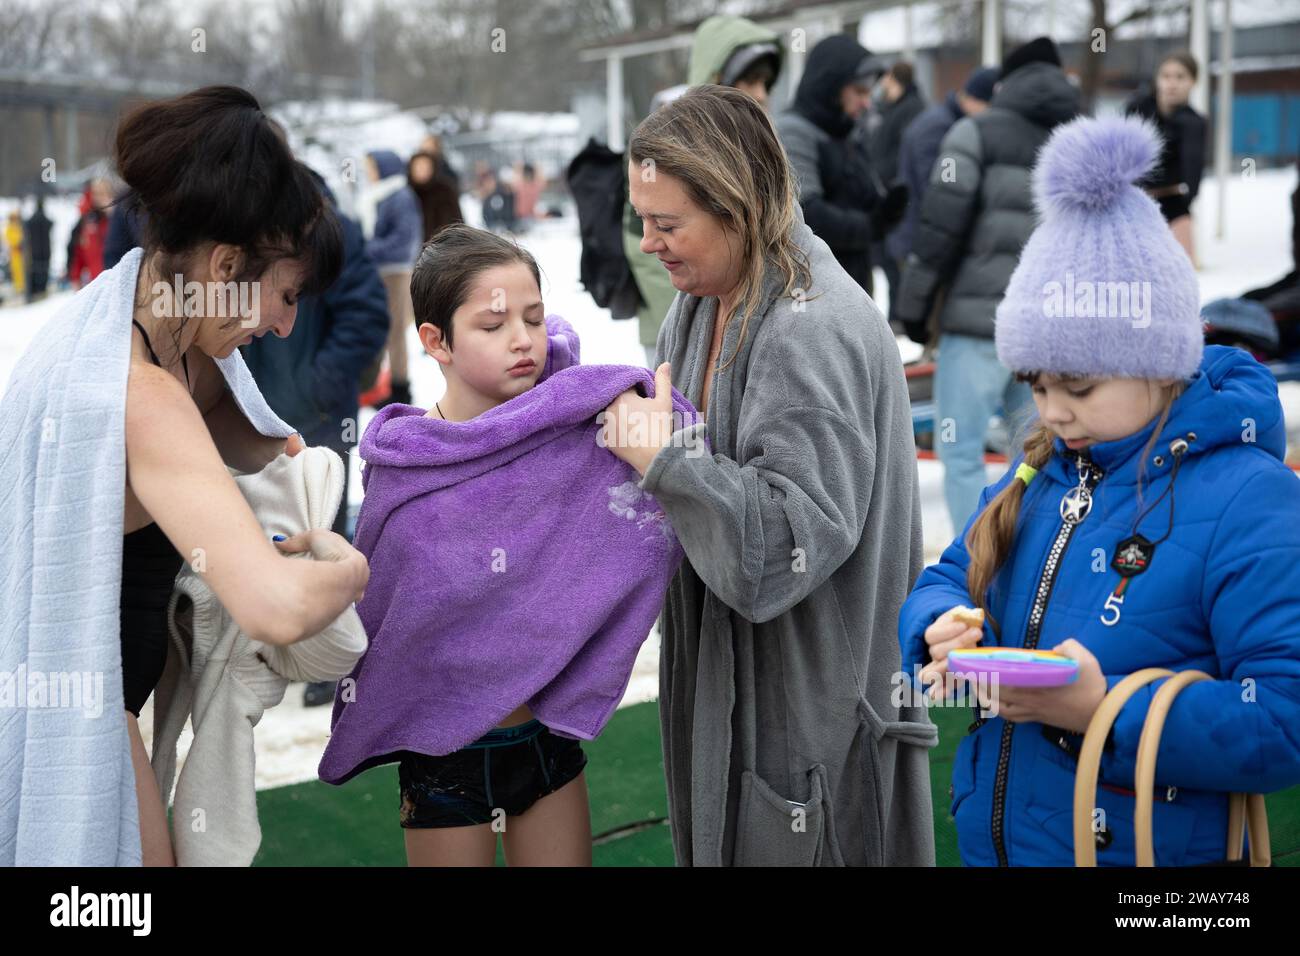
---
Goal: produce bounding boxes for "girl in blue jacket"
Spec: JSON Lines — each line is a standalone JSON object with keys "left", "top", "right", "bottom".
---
{"left": 899, "top": 114, "right": 1300, "bottom": 866}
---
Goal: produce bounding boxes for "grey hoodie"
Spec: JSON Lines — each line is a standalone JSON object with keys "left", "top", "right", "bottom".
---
{"left": 639, "top": 205, "right": 937, "bottom": 866}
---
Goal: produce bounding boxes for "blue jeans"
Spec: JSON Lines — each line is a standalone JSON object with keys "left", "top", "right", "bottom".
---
{"left": 934, "top": 333, "right": 1034, "bottom": 530}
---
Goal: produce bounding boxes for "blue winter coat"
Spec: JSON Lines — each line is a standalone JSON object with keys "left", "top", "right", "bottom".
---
{"left": 366, "top": 149, "right": 422, "bottom": 270}
{"left": 886, "top": 93, "right": 963, "bottom": 265}
{"left": 241, "top": 186, "right": 389, "bottom": 453}
{"left": 899, "top": 346, "right": 1300, "bottom": 866}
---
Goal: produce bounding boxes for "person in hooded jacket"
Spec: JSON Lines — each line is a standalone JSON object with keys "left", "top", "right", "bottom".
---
{"left": 775, "top": 34, "right": 904, "bottom": 298}
{"left": 624, "top": 14, "right": 783, "bottom": 368}
{"left": 240, "top": 172, "right": 389, "bottom": 522}
{"left": 895, "top": 37, "right": 1080, "bottom": 533}
{"left": 242, "top": 172, "right": 390, "bottom": 707}
{"left": 361, "top": 149, "right": 422, "bottom": 408}
{"left": 900, "top": 114, "right": 1300, "bottom": 867}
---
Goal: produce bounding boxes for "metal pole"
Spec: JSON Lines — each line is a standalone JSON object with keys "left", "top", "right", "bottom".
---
{"left": 982, "top": 0, "right": 1002, "bottom": 67}
{"left": 361, "top": 24, "right": 376, "bottom": 100}
{"left": 1190, "top": 0, "right": 1210, "bottom": 114}
{"left": 1215, "top": 0, "right": 1233, "bottom": 240}
{"left": 607, "top": 54, "right": 624, "bottom": 152}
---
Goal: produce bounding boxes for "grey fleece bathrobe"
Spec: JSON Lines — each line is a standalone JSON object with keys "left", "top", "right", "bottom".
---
{"left": 639, "top": 207, "right": 937, "bottom": 866}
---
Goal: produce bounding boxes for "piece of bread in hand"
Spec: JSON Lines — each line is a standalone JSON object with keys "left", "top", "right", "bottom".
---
{"left": 950, "top": 606, "right": 985, "bottom": 629}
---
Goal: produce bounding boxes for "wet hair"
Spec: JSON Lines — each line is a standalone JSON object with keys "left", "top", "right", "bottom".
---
{"left": 628, "top": 84, "right": 811, "bottom": 373}
{"left": 114, "top": 85, "right": 341, "bottom": 332}
{"left": 410, "top": 223, "right": 541, "bottom": 350}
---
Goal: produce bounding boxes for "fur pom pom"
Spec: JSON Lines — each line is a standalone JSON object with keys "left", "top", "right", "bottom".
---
{"left": 1033, "top": 114, "right": 1162, "bottom": 216}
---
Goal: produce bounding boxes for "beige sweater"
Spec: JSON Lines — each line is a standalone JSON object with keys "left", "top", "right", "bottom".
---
{"left": 151, "top": 447, "right": 368, "bottom": 867}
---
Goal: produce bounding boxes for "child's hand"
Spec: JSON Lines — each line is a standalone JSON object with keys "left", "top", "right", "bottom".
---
{"left": 602, "top": 362, "right": 675, "bottom": 475}
{"left": 995, "top": 639, "right": 1107, "bottom": 733}
{"left": 918, "top": 606, "right": 984, "bottom": 700}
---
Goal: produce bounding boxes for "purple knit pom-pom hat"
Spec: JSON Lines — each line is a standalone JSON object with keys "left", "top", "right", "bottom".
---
{"left": 994, "top": 114, "right": 1203, "bottom": 380}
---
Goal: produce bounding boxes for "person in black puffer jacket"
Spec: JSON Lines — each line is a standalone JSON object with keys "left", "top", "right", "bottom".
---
{"left": 886, "top": 66, "right": 997, "bottom": 280}
{"left": 894, "top": 36, "right": 1080, "bottom": 531}
{"left": 775, "top": 34, "right": 903, "bottom": 297}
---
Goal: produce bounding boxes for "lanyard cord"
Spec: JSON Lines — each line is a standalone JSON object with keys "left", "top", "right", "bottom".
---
{"left": 1130, "top": 442, "right": 1187, "bottom": 547}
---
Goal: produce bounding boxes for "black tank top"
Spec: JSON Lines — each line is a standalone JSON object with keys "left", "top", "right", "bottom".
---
{"left": 120, "top": 319, "right": 188, "bottom": 716}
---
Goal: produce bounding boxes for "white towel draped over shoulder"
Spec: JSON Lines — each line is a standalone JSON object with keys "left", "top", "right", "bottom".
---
{"left": 152, "top": 446, "right": 368, "bottom": 867}
{"left": 0, "top": 248, "right": 296, "bottom": 866}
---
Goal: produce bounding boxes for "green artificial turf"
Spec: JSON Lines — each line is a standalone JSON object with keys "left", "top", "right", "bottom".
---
{"left": 252, "top": 699, "right": 1299, "bottom": 867}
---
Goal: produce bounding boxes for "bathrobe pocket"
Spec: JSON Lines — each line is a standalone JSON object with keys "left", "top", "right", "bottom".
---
{"left": 734, "top": 764, "right": 842, "bottom": 866}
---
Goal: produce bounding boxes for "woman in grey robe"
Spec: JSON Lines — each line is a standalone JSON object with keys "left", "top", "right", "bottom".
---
{"left": 602, "top": 85, "right": 937, "bottom": 866}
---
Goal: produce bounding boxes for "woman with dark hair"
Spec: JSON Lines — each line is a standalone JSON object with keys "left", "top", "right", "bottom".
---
{"left": 1126, "top": 52, "right": 1207, "bottom": 262}
{"left": 0, "top": 85, "right": 368, "bottom": 866}
{"left": 407, "top": 134, "right": 464, "bottom": 242}
{"left": 603, "top": 85, "right": 936, "bottom": 866}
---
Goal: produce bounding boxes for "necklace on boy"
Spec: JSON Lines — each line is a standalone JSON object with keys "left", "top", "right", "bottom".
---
{"left": 436, "top": 401, "right": 446, "bottom": 420}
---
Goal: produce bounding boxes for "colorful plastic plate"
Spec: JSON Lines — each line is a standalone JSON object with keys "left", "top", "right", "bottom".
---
{"left": 946, "top": 647, "right": 1079, "bottom": 687}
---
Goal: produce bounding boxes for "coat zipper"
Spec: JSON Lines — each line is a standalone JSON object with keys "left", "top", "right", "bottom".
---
{"left": 989, "top": 452, "right": 1103, "bottom": 866}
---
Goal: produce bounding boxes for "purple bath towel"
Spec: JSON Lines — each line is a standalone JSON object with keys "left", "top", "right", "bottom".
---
{"left": 318, "top": 328, "right": 699, "bottom": 785}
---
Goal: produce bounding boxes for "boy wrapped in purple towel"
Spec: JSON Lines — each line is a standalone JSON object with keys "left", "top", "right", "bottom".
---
{"left": 319, "top": 224, "right": 700, "bottom": 865}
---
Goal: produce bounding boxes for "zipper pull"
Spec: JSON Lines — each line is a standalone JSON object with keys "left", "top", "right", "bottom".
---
{"left": 1059, "top": 455, "right": 1094, "bottom": 524}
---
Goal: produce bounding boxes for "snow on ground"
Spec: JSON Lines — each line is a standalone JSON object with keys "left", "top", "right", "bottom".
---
{"left": 2, "top": 166, "right": 1294, "bottom": 788}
